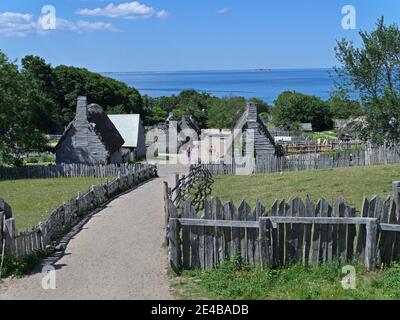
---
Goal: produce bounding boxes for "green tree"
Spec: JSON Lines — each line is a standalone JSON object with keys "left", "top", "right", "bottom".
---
{"left": 207, "top": 96, "right": 246, "bottom": 129}
{"left": 327, "top": 89, "right": 363, "bottom": 120}
{"left": 54, "top": 65, "right": 143, "bottom": 124}
{"left": 21, "top": 55, "right": 61, "bottom": 132}
{"left": 0, "top": 52, "right": 48, "bottom": 166}
{"left": 335, "top": 17, "right": 400, "bottom": 145}
{"left": 272, "top": 91, "right": 333, "bottom": 131}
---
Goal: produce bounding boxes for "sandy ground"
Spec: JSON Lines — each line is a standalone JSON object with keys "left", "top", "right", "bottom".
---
{"left": 0, "top": 165, "right": 187, "bottom": 300}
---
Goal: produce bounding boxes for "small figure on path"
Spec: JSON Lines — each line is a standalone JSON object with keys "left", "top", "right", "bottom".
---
{"left": 186, "top": 146, "right": 192, "bottom": 162}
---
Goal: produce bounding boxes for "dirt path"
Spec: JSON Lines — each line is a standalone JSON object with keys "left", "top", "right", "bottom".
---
{"left": 0, "top": 165, "right": 187, "bottom": 300}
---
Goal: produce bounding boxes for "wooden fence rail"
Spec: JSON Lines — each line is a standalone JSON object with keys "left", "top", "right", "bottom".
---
{"left": 203, "top": 146, "right": 400, "bottom": 175}
{"left": 168, "top": 181, "right": 400, "bottom": 274}
{"left": 1, "top": 164, "right": 157, "bottom": 259}
{"left": 0, "top": 163, "right": 146, "bottom": 180}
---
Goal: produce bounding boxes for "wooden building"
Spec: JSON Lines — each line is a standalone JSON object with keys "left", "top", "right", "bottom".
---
{"left": 233, "top": 102, "right": 278, "bottom": 157}
{"left": 55, "top": 97, "right": 125, "bottom": 165}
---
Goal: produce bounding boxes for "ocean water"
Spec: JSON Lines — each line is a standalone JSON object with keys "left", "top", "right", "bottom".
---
{"left": 103, "top": 68, "right": 337, "bottom": 104}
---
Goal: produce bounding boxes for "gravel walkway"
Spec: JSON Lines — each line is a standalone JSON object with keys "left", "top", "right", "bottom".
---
{"left": 0, "top": 165, "right": 186, "bottom": 300}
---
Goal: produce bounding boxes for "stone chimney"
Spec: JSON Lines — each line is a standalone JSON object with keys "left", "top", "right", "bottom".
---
{"left": 75, "top": 96, "right": 88, "bottom": 122}
{"left": 246, "top": 101, "right": 258, "bottom": 122}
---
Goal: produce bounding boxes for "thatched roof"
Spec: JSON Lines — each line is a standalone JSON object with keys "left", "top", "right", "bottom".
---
{"left": 55, "top": 102, "right": 124, "bottom": 155}
{"left": 87, "top": 104, "right": 124, "bottom": 154}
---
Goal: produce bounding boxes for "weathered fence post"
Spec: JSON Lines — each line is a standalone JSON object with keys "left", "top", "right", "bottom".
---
{"left": 365, "top": 219, "right": 378, "bottom": 271}
{"left": 168, "top": 200, "right": 182, "bottom": 274}
{"left": 393, "top": 181, "right": 400, "bottom": 220}
{"left": 164, "top": 181, "right": 170, "bottom": 245}
{"left": 4, "top": 218, "right": 16, "bottom": 255}
{"left": 259, "top": 217, "right": 272, "bottom": 269}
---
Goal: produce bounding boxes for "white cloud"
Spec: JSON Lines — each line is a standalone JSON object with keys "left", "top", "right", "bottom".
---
{"left": 156, "top": 10, "right": 169, "bottom": 19}
{"left": 0, "top": 12, "right": 38, "bottom": 37}
{"left": 76, "top": 1, "right": 168, "bottom": 19}
{"left": 58, "top": 18, "right": 119, "bottom": 32}
{"left": 216, "top": 7, "right": 230, "bottom": 14}
{"left": 0, "top": 11, "right": 119, "bottom": 37}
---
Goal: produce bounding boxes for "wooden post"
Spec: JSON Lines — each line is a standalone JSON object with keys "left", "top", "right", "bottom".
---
{"left": 163, "top": 181, "right": 170, "bottom": 245}
{"left": 175, "top": 174, "right": 180, "bottom": 201}
{"left": 168, "top": 201, "right": 182, "bottom": 275}
{"left": 393, "top": 181, "right": 400, "bottom": 220}
{"left": 259, "top": 217, "right": 272, "bottom": 269}
{"left": 4, "top": 218, "right": 16, "bottom": 255}
{"left": 365, "top": 219, "right": 378, "bottom": 271}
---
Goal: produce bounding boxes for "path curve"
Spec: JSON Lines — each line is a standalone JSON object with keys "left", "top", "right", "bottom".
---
{"left": 0, "top": 165, "right": 187, "bottom": 300}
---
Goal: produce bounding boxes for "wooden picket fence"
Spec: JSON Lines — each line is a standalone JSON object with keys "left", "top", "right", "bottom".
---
{"left": 168, "top": 182, "right": 400, "bottom": 274}
{"left": 0, "top": 163, "right": 144, "bottom": 180}
{"left": 203, "top": 146, "right": 400, "bottom": 174}
{"left": 1, "top": 164, "right": 157, "bottom": 259}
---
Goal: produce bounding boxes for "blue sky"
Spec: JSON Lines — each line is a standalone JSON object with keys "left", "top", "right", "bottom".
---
{"left": 0, "top": 0, "right": 399, "bottom": 72}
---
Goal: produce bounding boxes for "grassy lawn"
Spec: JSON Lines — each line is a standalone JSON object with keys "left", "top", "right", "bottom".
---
{"left": 0, "top": 177, "right": 109, "bottom": 231}
{"left": 173, "top": 259, "right": 400, "bottom": 300}
{"left": 211, "top": 163, "right": 400, "bottom": 213}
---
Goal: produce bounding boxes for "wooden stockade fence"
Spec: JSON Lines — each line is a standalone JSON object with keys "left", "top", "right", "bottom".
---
{"left": 0, "top": 164, "right": 157, "bottom": 259}
{"left": 164, "top": 165, "right": 213, "bottom": 244}
{"left": 203, "top": 146, "right": 400, "bottom": 174}
{"left": 168, "top": 181, "right": 400, "bottom": 274}
{"left": 0, "top": 163, "right": 145, "bottom": 180}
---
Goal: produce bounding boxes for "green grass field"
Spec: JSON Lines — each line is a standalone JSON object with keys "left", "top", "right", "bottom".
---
{"left": 0, "top": 177, "right": 108, "bottom": 231}
{"left": 173, "top": 259, "right": 400, "bottom": 300}
{"left": 211, "top": 163, "right": 400, "bottom": 213}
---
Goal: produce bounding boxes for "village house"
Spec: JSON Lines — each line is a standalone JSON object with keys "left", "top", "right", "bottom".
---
{"left": 108, "top": 114, "right": 147, "bottom": 161}
{"left": 233, "top": 102, "right": 278, "bottom": 157}
{"left": 55, "top": 96, "right": 125, "bottom": 165}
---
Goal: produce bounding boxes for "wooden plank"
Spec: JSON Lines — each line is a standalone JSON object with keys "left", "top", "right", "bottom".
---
{"left": 259, "top": 218, "right": 272, "bottom": 268}
{"left": 393, "top": 181, "right": 400, "bottom": 221}
{"left": 365, "top": 219, "right": 378, "bottom": 271}
{"left": 231, "top": 202, "right": 240, "bottom": 257}
{"left": 270, "top": 200, "right": 279, "bottom": 267}
{"left": 391, "top": 197, "right": 400, "bottom": 262}
{"left": 336, "top": 198, "right": 347, "bottom": 261}
{"left": 203, "top": 199, "right": 214, "bottom": 268}
{"left": 222, "top": 203, "right": 232, "bottom": 260}
{"left": 326, "top": 199, "right": 334, "bottom": 263}
{"left": 285, "top": 199, "right": 294, "bottom": 265}
{"left": 189, "top": 201, "right": 200, "bottom": 269}
{"left": 4, "top": 218, "right": 16, "bottom": 255}
{"left": 331, "top": 199, "right": 339, "bottom": 260}
{"left": 246, "top": 201, "right": 257, "bottom": 265}
{"left": 311, "top": 199, "right": 322, "bottom": 266}
{"left": 181, "top": 199, "right": 191, "bottom": 269}
{"left": 346, "top": 206, "right": 357, "bottom": 262}
{"left": 253, "top": 201, "right": 264, "bottom": 264}
{"left": 319, "top": 198, "right": 330, "bottom": 263}
{"left": 277, "top": 200, "right": 285, "bottom": 267}
{"left": 356, "top": 197, "right": 369, "bottom": 261}
{"left": 238, "top": 201, "right": 248, "bottom": 262}
{"left": 168, "top": 200, "right": 182, "bottom": 274}
{"left": 303, "top": 197, "right": 314, "bottom": 266}
{"left": 212, "top": 197, "right": 223, "bottom": 267}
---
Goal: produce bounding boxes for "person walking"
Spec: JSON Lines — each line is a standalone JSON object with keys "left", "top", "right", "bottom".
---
{"left": 186, "top": 146, "right": 192, "bottom": 163}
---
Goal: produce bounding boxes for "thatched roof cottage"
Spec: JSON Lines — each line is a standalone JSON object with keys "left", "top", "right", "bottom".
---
{"left": 55, "top": 97, "right": 125, "bottom": 165}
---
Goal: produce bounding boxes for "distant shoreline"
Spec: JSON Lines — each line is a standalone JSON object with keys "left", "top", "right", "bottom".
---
{"left": 101, "top": 67, "right": 334, "bottom": 75}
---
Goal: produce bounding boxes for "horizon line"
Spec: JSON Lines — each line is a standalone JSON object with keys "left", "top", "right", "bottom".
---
{"left": 100, "top": 67, "right": 336, "bottom": 74}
